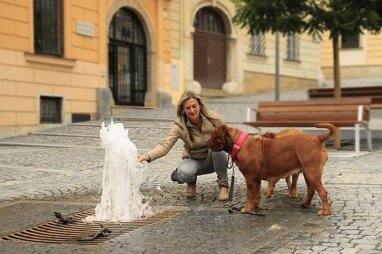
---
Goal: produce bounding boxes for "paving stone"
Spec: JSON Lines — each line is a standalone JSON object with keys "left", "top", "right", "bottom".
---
{"left": 340, "top": 248, "right": 359, "bottom": 254}
{"left": 355, "top": 244, "right": 378, "bottom": 250}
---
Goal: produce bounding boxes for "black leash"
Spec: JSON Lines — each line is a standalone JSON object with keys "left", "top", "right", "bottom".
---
{"left": 226, "top": 153, "right": 235, "bottom": 205}
{"left": 228, "top": 203, "right": 266, "bottom": 217}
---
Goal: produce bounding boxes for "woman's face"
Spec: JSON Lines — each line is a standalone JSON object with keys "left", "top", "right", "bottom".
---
{"left": 183, "top": 97, "right": 201, "bottom": 124}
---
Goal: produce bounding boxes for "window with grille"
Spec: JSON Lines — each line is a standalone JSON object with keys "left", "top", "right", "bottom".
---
{"left": 34, "top": 0, "right": 64, "bottom": 56}
{"left": 341, "top": 34, "right": 360, "bottom": 48}
{"left": 108, "top": 8, "right": 147, "bottom": 106}
{"left": 287, "top": 33, "right": 300, "bottom": 61}
{"left": 249, "top": 32, "right": 265, "bottom": 56}
{"left": 40, "top": 96, "right": 62, "bottom": 124}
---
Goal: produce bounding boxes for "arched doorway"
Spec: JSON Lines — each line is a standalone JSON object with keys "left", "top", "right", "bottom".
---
{"left": 108, "top": 8, "right": 147, "bottom": 106}
{"left": 193, "top": 7, "right": 227, "bottom": 89}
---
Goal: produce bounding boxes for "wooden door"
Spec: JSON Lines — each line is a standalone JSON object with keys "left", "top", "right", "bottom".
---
{"left": 193, "top": 7, "right": 227, "bottom": 89}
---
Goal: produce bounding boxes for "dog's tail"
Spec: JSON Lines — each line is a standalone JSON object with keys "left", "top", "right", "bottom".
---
{"left": 314, "top": 123, "right": 336, "bottom": 142}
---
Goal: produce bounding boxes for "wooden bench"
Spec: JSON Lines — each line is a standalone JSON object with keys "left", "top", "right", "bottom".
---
{"left": 243, "top": 98, "right": 372, "bottom": 153}
{"left": 308, "top": 86, "right": 382, "bottom": 107}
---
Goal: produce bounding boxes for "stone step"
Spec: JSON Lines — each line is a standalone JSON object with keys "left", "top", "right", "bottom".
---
{"left": 111, "top": 105, "right": 156, "bottom": 115}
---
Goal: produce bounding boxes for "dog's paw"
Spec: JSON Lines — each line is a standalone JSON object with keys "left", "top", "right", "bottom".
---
{"left": 240, "top": 207, "right": 251, "bottom": 213}
{"left": 289, "top": 190, "right": 298, "bottom": 198}
{"left": 300, "top": 200, "right": 311, "bottom": 208}
{"left": 264, "top": 191, "right": 273, "bottom": 199}
{"left": 317, "top": 209, "right": 331, "bottom": 216}
{"left": 241, "top": 204, "right": 259, "bottom": 213}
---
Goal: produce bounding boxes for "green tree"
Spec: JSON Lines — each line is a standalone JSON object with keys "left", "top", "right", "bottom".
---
{"left": 232, "top": 0, "right": 382, "bottom": 98}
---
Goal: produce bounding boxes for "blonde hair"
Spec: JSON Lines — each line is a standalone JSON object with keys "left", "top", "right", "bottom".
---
{"left": 176, "top": 90, "right": 221, "bottom": 141}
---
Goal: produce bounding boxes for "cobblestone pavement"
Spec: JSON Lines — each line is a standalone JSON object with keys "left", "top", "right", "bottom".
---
{"left": 0, "top": 89, "right": 382, "bottom": 253}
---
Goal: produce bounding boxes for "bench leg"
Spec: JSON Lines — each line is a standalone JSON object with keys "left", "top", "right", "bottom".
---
{"left": 355, "top": 124, "right": 360, "bottom": 153}
{"left": 334, "top": 127, "right": 341, "bottom": 150}
{"left": 366, "top": 127, "right": 373, "bottom": 152}
{"left": 246, "top": 108, "right": 251, "bottom": 122}
{"left": 256, "top": 127, "right": 262, "bottom": 135}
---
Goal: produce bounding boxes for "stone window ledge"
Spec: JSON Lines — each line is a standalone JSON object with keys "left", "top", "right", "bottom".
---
{"left": 25, "top": 53, "right": 76, "bottom": 68}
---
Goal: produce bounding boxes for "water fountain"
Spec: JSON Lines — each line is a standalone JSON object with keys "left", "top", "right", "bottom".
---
{"left": 85, "top": 120, "right": 151, "bottom": 222}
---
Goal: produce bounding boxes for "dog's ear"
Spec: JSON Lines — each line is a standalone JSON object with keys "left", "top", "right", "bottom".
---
{"left": 220, "top": 124, "right": 228, "bottom": 136}
{"left": 262, "top": 132, "right": 276, "bottom": 139}
{"left": 216, "top": 124, "right": 228, "bottom": 137}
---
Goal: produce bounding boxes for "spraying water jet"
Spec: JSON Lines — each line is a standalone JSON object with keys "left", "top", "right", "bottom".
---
{"left": 85, "top": 120, "right": 151, "bottom": 222}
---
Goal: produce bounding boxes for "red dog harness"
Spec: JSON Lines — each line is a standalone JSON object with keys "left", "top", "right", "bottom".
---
{"left": 231, "top": 131, "right": 249, "bottom": 162}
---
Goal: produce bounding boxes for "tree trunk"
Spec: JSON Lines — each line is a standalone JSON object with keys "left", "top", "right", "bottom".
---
{"left": 332, "top": 36, "right": 341, "bottom": 149}
{"left": 333, "top": 36, "right": 341, "bottom": 98}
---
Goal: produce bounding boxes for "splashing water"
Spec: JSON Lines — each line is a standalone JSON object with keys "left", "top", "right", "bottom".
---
{"left": 85, "top": 120, "right": 150, "bottom": 222}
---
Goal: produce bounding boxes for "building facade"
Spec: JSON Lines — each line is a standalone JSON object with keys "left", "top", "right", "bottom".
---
{"left": 170, "top": 0, "right": 321, "bottom": 95}
{"left": 0, "top": 0, "right": 321, "bottom": 137}
{"left": 321, "top": 32, "right": 382, "bottom": 86}
{"left": 0, "top": 0, "right": 173, "bottom": 137}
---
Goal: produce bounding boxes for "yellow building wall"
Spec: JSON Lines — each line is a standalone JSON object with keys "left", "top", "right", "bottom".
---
{"left": 153, "top": 0, "right": 176, "bottom": 103}
{"left": 168, "top": 0, "right": 184, "bottom": 103}
{"left": 0, "top": 0, "right": 30, "bottom": 51}
{"left": 321, "top": 32, "right": 382, "bottom": 81}
{"left": 0, "top": 0, "right": 104, "bottom": 137}
{"left": 242, "top": 32, "right": 321, "bottom": 93}
{"left": 0, "top": 0, "right": 171, "bottom": 137}
{"left": 66, "top": 0, "right": 100, "bottom": 62}
{"left": 366, "top": 33, "right": 382, "bottom": 65}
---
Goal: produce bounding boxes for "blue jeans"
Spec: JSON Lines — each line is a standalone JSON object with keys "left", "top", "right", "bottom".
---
{"left": 175, "top": 150, "right": 228, "bottom": 187}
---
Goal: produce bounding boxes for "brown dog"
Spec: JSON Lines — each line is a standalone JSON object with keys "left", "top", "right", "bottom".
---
{"left": 261, "top": 129, "right": 303, "bottom": 198}
{"left": 207, "top": 123, "right": 336, "bottom": 215}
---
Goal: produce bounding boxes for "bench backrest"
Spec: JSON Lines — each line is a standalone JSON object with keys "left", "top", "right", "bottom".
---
{"left": 256, "top": 98, "right": 371, "bottom": 122}
{"left": 309, "top": 86, "right": 382, "bottom": 93}
{"left": 308, "top": 86, "right": 382, "bottom": 102}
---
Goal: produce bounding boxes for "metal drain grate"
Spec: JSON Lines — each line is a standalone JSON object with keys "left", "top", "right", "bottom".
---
{"left": 1, "top": 209, "right": 184, "bottom": 245}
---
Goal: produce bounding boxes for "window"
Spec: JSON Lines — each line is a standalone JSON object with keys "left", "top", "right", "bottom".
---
{"left": 40, "top": 96, "right": 62, "bottom": 124}
{"left": 34, "top": 0, "right": 64, "bottom": 56}
{"left": 108, "top": 8, "right": 147, "bottom": 106}
{"left": 287, "top": 33, "right": 300, "bottom": 61}
{"left": 249, "top": 32, "right": 265, "bottom": 56}
{"left": 193, "top": 7, "right": 225, "bottom": 34}
{"left": 341, "top": 34, "right": 360, "bottom": 48}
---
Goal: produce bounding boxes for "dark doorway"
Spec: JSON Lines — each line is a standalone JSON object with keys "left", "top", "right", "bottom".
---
{"left": 108, "top": 8, "right": 146, "bottom": 106}
{"left": 193, "top": 7, "right": 227, "bottom": 89}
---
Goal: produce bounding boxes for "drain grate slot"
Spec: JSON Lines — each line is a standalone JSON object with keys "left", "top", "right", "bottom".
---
{"left": 1, "top": 209, "right": 183, "bottom": 245}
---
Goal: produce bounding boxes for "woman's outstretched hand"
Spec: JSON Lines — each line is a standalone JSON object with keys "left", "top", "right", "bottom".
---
{"left": 138, "top": 154, "right": 148, "bottom": 162}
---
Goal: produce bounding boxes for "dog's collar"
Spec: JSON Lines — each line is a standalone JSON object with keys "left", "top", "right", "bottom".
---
{"left": 231, "top": 131, "right": 249, "bottom": 162}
